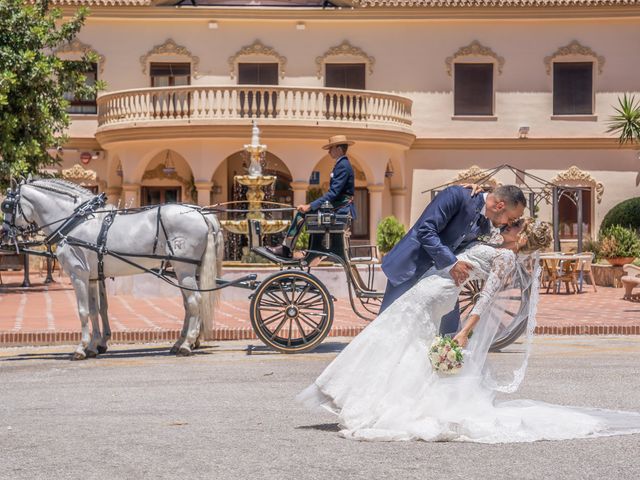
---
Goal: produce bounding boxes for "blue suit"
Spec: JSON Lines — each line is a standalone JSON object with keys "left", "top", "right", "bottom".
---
{"left": 310, "top": 155, "right": 356, "bottom": 218}
{"left": 380, "top": 186, "right": 491, "bottom": 334}
{"left": 282, "top": 155, "right": 356, "bottom": 250}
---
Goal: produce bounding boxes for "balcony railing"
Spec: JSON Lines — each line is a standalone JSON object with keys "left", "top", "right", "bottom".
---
{"left": 97, "top": 85, "right": 412, "bottom": 130}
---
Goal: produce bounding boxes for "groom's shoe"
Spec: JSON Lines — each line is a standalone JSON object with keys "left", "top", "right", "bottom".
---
{"left": 266, "top": 244, "right": 292, "bottom": 258}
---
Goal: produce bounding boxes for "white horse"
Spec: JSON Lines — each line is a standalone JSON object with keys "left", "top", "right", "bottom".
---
{"left": 6, "top": 178, "right": 223, "bottom": 359}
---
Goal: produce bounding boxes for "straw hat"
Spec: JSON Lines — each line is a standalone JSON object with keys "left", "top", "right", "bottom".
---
{"left": 322, "top": 135, "right": 355, "bottom": 150}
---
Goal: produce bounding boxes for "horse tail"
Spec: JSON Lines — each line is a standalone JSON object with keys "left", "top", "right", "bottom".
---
{"left": 198, "top": 213, "right": 221, "bottom": 341}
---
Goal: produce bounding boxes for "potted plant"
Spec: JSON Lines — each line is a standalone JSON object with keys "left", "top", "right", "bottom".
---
{"left": 376, "top": 216, "right": 406, "bottom": 255}
{"left": 599, "top": 225, "right": 640, "bottom": 266}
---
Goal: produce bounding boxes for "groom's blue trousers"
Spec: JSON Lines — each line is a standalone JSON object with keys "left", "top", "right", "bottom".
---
{"left": 380, "top": 279, "right": 461, "bottom": 336}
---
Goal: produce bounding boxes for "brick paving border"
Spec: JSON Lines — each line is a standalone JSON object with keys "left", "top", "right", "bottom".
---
{"left": 2, "top": 324, "right": 640, "bottom": 347}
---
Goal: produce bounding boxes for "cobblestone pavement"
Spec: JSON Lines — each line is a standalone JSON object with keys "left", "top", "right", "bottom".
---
{"left": 0, "top": 336, "right": 639, "bottom": 480}
{"left": 1, "top": 271, "right": 639, "bottom": 345}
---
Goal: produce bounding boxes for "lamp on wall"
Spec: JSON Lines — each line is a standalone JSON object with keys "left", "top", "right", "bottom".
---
{"left": 116, "top": 161, "right": 123, "bottom": 177}
{"left": 385, "top": 161, "right": 394, "bottom": 178}
{"left": 162, "top": 150, "right": 176, "bottom": 176}
{"left": 518, "top": 126, "right": 530, "bottom": 139}
{"left": 212, "top": 184, "right": 222, "bottom": 195}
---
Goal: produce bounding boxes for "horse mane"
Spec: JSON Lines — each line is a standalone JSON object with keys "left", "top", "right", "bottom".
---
{"left": 28, "top": 178, "right": 95, "bottom": 201}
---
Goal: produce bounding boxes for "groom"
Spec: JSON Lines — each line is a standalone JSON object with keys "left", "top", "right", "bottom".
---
{"left": 380, "top": 184, "right": 527, "bottom": 335}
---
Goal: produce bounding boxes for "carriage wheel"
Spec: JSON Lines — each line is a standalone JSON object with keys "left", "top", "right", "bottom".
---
{"left": 458, "top": 280, "right": 530, "bottom": 352}
{"left": 250, "top": 271, "right": 334, "bottom": 353}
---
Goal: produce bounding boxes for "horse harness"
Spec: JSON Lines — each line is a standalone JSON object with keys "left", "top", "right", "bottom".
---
{"left": 2, "top": 186, "right": 202, "bottom": 282}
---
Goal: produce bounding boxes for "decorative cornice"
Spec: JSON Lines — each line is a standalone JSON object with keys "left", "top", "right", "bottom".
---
{"left": 411, "top": 138, "right": 638, "bottom": 150}
{"left": 453, "top": 165, "right": 499, "bottom": 188}
{"left": 548, "top": 165, "right": 604, "bottom": 202}
{"left": 61, "top": 163, "right": 107, "bottom": 190}
{"left": 50, "top": 0, "right": 640, "bottom": 7}
{"left": 52, "top": 0, "right": 150, "bottom": 4}
{"left": 95, "top": 124, "right": 415, "bottom": 149}
{"left": 315, "top": 41, "right": 375, "bottom": 79}
{"left": 544, "top": 40, "right": 605, "bottom": 75}
{"left": 62, "top": 163, "right": 98, "bottom": 182}
{"left": 445, "top": 40, "right": 505, "bottom": 76}
{"left": 55, "top": 38, "right": 106, "bottom": 75}
{"left": 228, "top": 40, "right": 287, "bottom": 79}
{"left": 354, "top": 0, "right": 639, "bottom": 6}
{"left": 139, "top": 39, "right": 199, "bottom": 75}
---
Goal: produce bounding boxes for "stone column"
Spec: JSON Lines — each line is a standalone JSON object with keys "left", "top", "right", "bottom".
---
{"left": 122, "top": 183, "right": 140, "bottom": 208}
{"left": 195, "top": 181, "right": 213, "bottom": 207}
{"left": 391, "top": 187, "right": 408, "bottom": 228}
{"left": 367, "top": 184, "right": 385, "bottom": 245}
{"left": 290, "top": 181, "right": 309, "bottom": 207}
{"left": 105, "top": 187, "right": 122, "bottom": 207}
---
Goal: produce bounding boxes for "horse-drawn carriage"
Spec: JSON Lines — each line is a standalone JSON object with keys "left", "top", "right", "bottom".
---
{"left": 1, "top": 178, "right": 532, "bottom": 359}
{"left": 221, "top": 201, "right": 533, "bottom": 354}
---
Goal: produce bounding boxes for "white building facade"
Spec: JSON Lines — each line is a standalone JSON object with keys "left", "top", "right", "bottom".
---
{"left": 54, "top": 0, "right": 640, "bottom": 250}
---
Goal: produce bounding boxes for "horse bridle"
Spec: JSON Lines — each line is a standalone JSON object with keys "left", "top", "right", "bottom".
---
{"left": 1, "top": 183, "right": 107, "bottom": 249}
{"left": 1, "top": 185, "right": 40, "bottom": 247}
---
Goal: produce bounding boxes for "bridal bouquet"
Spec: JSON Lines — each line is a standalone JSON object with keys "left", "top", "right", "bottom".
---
{"left": 428, "top": 336, "right": 463, "bottom": 374}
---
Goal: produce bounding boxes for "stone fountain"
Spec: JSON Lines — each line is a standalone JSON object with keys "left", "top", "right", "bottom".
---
{"left": 220, "top": 121, "right": 289, "bottom": 262}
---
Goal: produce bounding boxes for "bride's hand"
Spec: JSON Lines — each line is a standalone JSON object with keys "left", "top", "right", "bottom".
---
{"left": 461, "top": 183, "right": 486, "bottom": 196}
{"left": 453, "top": 330, "right": 469, "bottom": 348}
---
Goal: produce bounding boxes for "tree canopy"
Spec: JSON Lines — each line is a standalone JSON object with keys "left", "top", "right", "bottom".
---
{"left": 0, "top": 0, "right": 104, "bottom": 190}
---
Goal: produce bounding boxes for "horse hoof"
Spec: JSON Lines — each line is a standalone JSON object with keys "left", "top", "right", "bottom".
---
{"left": 177, "top": 346, "right": 192, "bottom": 357}
{"left": 169, "top": 345, "right": 180, "bottom": 354}
{"left": 193, "top": 340, "right": 201, "bottom": 350}
{"left": 86, "top": 350, "right": 98, "bottom": 358}
{"left": 71, "top": 352, "right": 86, "bottom": 361}
{"left": 97, "top": 345, "right": 108, "bottom": 354}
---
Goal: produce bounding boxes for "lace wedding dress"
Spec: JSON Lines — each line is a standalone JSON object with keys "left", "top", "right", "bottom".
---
{"left": 297, "top": 244, "right": 640, "bottom": 443}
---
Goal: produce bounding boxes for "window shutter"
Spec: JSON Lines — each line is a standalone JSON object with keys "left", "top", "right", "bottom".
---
{"left": 553, "top": 62, "right": 593, "bottom": 115}
{"left": 325, "top": 64, "right": 366, "bottom": 90}
{"left": 454, "top": 63, "right": 493, "bottom": 116}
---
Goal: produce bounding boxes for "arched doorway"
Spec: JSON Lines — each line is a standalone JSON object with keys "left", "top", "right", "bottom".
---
{"left": 140, "top": 149, "right": 194, "bottom": 206}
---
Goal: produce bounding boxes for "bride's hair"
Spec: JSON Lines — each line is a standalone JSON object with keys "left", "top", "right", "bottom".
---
{"left": 519, "top": 218, "right": 553, "bottom": 253}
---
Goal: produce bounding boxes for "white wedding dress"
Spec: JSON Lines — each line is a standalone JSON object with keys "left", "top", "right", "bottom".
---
{"left": 297, "top": 244, "right": 640, "bottom": 443}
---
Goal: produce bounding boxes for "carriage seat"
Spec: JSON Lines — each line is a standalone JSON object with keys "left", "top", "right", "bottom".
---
{"left": 622, "top": 264, "right": 640, "bottom": 301}
{"left": 253, "top": 246, "right": 300, "bottom": 265}
{"left": 348, "top": 244, "right": 381, "bottom": 265}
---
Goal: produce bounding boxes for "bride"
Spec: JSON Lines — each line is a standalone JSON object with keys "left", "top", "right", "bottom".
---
{"left": 297, "top": 218, "right": 640, "bottom": 443}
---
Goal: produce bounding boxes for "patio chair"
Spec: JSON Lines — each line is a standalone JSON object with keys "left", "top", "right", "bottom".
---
{"left": 576, "top": 252, "right": 597, "bottom": 293}
{"left": 622, "top": 264, "right": 640, "bottom": 301}
{"left": 544, "top": 257, "right": 579, "bottom": 294}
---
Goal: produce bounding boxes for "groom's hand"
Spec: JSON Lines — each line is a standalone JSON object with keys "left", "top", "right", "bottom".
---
{"left": 450, "top": 261, "right": 473, "bottom": 286}
{"left": 461, "top": 183, "right": 486, "bottom": 196}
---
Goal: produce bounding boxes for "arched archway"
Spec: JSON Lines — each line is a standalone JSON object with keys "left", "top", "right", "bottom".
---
{"left": 140, "top": 149, "right": 194, "bottom": 205}
{"left": 212, "top": 150, "right": 293, "bottom": 261}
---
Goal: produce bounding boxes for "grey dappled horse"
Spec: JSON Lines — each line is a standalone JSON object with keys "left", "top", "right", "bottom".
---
{"left": 7, "top": 179, "right": 223, "bottom": 359}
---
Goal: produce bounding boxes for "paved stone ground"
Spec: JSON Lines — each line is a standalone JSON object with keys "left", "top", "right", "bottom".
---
{"left": 0, "top": 336, "right": 639, "bottom": 480}
{"left": 1, "top": 271, "right": 639, "bottom": 346}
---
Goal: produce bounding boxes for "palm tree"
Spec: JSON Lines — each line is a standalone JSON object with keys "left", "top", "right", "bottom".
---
{"left": 607, "top": 93, "right": 640, "bottom": 145}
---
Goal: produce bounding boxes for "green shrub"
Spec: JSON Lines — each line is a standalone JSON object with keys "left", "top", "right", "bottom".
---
{"left": 600, "top": 197, "right": 640, "bottom": 233}
{"left": 598, "top": 225, "right": 640, "bottom": 259}
{"left": 583, "top": 236, "right": 601, "bottom": 262}
{"left": 306, "top": 187, "right": 324, "bottom": 204}
{"left": 376, "top": 216, "right": 406, "bottom": 254}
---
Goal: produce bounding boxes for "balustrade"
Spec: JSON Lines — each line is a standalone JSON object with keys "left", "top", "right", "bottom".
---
{"left": 97, "top": 85, "right": 412, "bottom": 129}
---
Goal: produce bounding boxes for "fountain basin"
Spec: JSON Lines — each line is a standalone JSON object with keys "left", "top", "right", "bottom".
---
{"left": 235, "top": 175, "right": 276, "bottom": 187}
{"left": 221, "top": 219, "right": 289, "bottom": 235}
